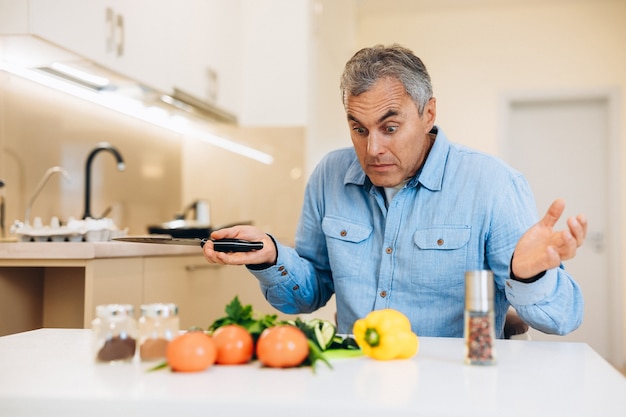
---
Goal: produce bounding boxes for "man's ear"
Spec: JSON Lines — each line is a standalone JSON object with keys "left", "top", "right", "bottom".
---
{"left": 423, "top": 97, "right": 437, "bottom": 131}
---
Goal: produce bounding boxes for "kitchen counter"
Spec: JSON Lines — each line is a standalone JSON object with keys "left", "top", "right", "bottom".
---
{"left": 1, "top": 329, "right": 625, "bottom": 417}
{"left": 0, "top": 242, "right": 209, "bottom": 335}
{"left": 0, "top": 241, "right": 201, "bottom": 260}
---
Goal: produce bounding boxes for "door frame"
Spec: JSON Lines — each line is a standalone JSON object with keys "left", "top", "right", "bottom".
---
{"left": 498, "top": 87, "right": 624, "bottom": 368}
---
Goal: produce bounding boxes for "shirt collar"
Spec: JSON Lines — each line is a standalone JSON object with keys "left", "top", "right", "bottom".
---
{"left": 344, "top": 126, "right": 451, "bottom": 192}
{"left": 414, "top": 126, "right": 449, "bottom": 192}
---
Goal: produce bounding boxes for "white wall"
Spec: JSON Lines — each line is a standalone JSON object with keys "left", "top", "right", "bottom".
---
{"left": 307, "top": 0, "right": 358, "bottom": 175}
{"left": 355, "top": 0, "right": 626, "bottom": 156}
{"left": 239, "top": 0, "right": 311, "bottom": 126}
{"left": 307, "top": 0, "right": 626, "bottom": 365}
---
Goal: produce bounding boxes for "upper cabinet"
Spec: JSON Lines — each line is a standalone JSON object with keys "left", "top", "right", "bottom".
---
{"left": 27, "top": 0, "right": 230, "bottom": 110}
{"left": 1, "top": 0, "right": 310, "bottom": 126}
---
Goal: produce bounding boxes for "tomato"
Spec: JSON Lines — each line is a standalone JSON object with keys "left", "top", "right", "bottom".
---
{"left": 256, "top": 325, "right": 309, "bottom": 368}
{"left": 212, "top": 324, "right": 254, "bottom": 365}
{"left": 166, "top": 330, "right": 217, "bottom": 372}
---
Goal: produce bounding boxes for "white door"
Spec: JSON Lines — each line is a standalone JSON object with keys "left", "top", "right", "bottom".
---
{"left": 503, "top": 92, "right": 623, "bottom": 367}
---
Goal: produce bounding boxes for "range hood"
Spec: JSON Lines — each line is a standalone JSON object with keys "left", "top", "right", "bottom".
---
{"left": 0, "top": 35, "right": 271, "bottom": 164}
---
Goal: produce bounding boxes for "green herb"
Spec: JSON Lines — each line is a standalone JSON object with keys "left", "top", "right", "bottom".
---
{"left": 208, "top": 296, "right": 277, "bottom": 340}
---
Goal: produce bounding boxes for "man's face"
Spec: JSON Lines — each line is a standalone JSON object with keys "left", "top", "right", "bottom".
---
{"left": 345, "top": 77, "right": 436, "bottom": 188}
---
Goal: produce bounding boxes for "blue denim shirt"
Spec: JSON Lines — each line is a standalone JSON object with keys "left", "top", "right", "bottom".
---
{"left": 249, "top": 128, "right": 584, "bottom": 338}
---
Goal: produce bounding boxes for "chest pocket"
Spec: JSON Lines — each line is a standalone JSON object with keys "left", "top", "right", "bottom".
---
{"left": 322, "top": 216, "right": 373, "bottom": 279}
{"left": 413, "top": 226, "right": 471, "bottom": 250}
{"left": 410, "top": 226, "right": 471, "bottom": 289}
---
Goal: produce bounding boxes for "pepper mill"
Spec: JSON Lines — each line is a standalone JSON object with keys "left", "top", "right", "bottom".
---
{"left": 464, "top": 270, "right": 497, "bottom": 365}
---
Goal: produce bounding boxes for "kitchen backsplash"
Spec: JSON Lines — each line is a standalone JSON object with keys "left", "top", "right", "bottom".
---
{"left": 0, "top": 70, "right": 305, "bottom": 242}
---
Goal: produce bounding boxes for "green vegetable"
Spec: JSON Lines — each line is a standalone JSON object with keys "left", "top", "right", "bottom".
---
{"left": 291, "top": 318, "right": 336, "bottom": 351}
{"left": 207, "top": 297, "right": 363, "bottom": 372}
{"left": 310, "top": 318, "right": 336, "bottom": 350}
{"left": 146, "top": 361, "right": 168, "bottom": 372}
{"left": 323, "top": 348, "right": 364, "bottom": 360}
{"left": 208, "top": 296, "right": 277, "bottom": 340}
{"left": 289, "top": 318, "right": 361, "bottom": 372}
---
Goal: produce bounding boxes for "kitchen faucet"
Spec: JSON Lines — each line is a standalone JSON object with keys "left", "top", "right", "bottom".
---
{"left": 82, "top": 142, "right": 125, "bottom": 219}
{"left": 25, "top": 167, "right": 72, "bottom": 226}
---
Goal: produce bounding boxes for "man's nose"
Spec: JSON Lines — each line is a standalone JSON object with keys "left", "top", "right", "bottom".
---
{"left": 367, "top": 132, "right": 386, "bottom": 156}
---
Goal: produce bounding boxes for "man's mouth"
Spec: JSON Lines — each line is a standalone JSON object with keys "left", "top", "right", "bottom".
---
{"left": 368, "top": 162, "right": 395, "bottom": 171}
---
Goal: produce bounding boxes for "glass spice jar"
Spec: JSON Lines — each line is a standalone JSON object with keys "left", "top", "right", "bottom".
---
{"left": 464, "top": 270, "right": 497, "bottom": 365}
{"left": 138, "top": 303, "right": 179, "bottom": 361}
{"left": 91, "top": 304, "right": 137, "bottom": 363}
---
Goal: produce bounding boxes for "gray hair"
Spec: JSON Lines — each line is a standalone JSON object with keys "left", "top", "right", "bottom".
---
{"left": 340, "top": 44, "right": 433, "bottom": 115}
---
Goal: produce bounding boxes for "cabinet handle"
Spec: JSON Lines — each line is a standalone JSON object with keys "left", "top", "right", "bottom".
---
{"left": 116, "top": 14, "right": 125, "bottom": 57}
{"left": 185, "top": 264, "right": 222, "bottom": 272}
{"left": 105, "top": 7, "right": 115, "bottom": 54}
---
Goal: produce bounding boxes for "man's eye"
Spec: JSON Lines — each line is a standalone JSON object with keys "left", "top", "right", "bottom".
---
{"left": 385, "top": 126, "right": 398, "bottom": 133}
{"left": 353, "top": 127, "right": 367, "bottom": 135}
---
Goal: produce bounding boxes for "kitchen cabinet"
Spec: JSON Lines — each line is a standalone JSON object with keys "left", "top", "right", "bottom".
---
{"left": 0, "top": 256, "right": 144, "bottom": 335}
{"left": 1, "top": 0, "right": 243, "bottom": 117}
{"left": 1, "top": 0, "right": 309, "bottom": 125}
{"left": 27, "top": 0, "right": 189, "bottom": 94}
{"left": 0, "top": 241, "right": 295, "bottom": 336}
{"left": 143, "top": 256, "right": 278, "bottom": 329}
{"left": 0, "top": 242, "right": 202, "bottom": 335}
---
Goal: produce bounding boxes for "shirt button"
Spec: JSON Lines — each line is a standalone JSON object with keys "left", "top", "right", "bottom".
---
{"left": 380, "top": 291, "right": 387, "bottom": 298}
{"left": 292, "top": 284, "right": 300, "bottom": 291}
{"left": 385, "top": 247, "right": 393, "bottom": 254}
{"left": 340, "top": 230, "right": 347, "bottom": 237}
{"left": 437, "top": 239, "right": 444, "bottom": 246}
{"left": 281, "top": 270, "right": 288, "bottom": 276}
{"left": 278, "top": 266, "right": 285, "bottom": 271}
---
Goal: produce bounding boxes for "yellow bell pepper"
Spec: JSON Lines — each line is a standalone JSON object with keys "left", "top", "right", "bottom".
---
{"left": 352, "top": 309, "right": 419, "bottom": 360}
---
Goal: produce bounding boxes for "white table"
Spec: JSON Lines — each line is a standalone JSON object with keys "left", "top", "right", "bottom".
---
{"left": 1, "top": 329, "right": 625, "bottom": 417}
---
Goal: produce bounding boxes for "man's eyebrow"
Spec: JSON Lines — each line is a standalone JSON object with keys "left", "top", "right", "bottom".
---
{"left": 377, "top": 109, "right": 399, "bottom": 124}
{"left": 347, "top": 110, "right": 399, "bottom": 125}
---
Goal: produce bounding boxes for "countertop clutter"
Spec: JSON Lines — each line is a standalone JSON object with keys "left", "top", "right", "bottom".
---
{"left": 1, "top": 329, "right": 625, "bottom": 417}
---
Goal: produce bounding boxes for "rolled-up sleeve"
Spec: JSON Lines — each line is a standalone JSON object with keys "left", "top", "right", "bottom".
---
{"left": 505, "top": 267, "right": 584, "bottom": 335}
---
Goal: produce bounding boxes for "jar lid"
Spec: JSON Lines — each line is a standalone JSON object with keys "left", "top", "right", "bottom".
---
{"left": 465, "top": 270, "right": 494, "bottom": 312}
{"left": 95, "top": 304, "right": 135, "bottom": 318}
{"left": 140, "top": 303, "right": 179, "bottom": 318}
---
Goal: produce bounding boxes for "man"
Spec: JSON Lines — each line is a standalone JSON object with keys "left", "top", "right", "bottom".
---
{"left": 204, "top": 44, "right": 587, "bottom": 338}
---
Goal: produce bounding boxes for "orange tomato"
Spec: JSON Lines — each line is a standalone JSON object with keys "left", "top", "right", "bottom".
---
{"left": 166, "top": 330, "right": 217, "bottom": 372}
{"left": 256, "top": 325, "right": 309, "bottom": 368}
{"left": 212, "top": 324, "right": 254, "bottom": 365}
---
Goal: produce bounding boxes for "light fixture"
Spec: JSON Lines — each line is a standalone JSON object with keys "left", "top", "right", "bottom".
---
{"left": 0, "top": 62, "right": 274, "bottom": 165}
{"left": 47, "top": 62, "right": 111, "bottom": 89}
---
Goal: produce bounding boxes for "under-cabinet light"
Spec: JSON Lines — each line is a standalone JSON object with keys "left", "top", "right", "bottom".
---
{"left": 0, "top": 62, "right": 274, "bottom": 165}
{"left": 48, "top": 62, "right": 111, "bottom": 89}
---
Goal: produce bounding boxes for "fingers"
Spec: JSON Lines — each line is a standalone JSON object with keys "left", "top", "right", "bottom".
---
{"left": 542, "top": 199, "right": 588, "bottom": 248}
{"left": 540, "top": 198, "right": 566, "bottom": 228}
{"left": 203, "top": 225, "right": 277, "bottom": 266}
{"left": 568, "top": 213, "right": 588, "bottom": 247}
{"left": 210, "top": 225, "right": 257, "bottom": 240}
{"left": 554, "top": 213, "right": 587, "bottom": 260}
